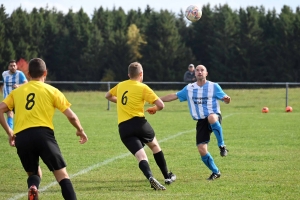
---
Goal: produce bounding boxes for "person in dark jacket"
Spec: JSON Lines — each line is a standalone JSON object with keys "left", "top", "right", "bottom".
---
{"left": 183, "top": 64, "right": 196, "bottom": 83}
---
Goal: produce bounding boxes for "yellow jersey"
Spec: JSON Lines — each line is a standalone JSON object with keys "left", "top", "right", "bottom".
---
{"left": 3, "top": 80, "right": 71, "bottom": 134}
{"left": 109, "top": 80, "right": 158, "bottom": 124}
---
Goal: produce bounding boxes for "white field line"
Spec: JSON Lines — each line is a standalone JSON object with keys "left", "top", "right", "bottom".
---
{"left": 8, "top": 114, "right": 234, "bottom": 200}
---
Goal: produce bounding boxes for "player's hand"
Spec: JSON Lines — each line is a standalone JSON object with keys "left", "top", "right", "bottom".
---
{"left": 8, "top": 131, "right": 16, "bottom": 147}
{"left": 146, "top": 106, "right": 157, "bottom": 115}
{"left": 13, "top": 84, "right": 18, "bottom": 89}
{"left": 222, "top": 96, "right": 231, "bottom": 104}
{"left": 76, "top": 130, "right": 88, "bottom": 144}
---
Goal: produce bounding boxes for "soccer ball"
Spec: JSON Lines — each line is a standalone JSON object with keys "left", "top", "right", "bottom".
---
{"left": 185, "top": 5, "right": 202, "bottom": 22}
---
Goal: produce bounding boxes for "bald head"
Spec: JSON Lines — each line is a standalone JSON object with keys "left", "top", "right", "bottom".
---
{"left": 29, "top": 58, "right": 47, "bottom": 78}
{"left": 194, "top": 64, "right": 208, "bottom": 81}
{"left": 196, "top": 65, "right": 207, "bottom": 71}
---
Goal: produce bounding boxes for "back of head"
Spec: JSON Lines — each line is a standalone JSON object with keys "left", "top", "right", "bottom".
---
{"left": 128, "top": 62, "right": 142, "bottom": 78}
{"left": 29, "top": 58, "right": 47, "bottom": 78}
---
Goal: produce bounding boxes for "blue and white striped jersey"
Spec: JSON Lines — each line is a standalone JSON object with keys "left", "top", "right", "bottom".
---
{"left": 2, "top": 70, "right": 27, "bottom": 98}
{"left": 176, "top": 81, "right": 227, "bottom": 120}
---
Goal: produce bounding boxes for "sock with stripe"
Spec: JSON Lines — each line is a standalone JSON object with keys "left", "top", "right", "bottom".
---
{"left": 201, "top": 152, "right": 219, "bottom": 173}
{"left": 211, "top": 121, "right": 225, "bottom": 147}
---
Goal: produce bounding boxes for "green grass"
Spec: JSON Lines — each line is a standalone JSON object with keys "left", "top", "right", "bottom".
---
{"left": 0, "top": 88, "right": 300, "bottom": 200}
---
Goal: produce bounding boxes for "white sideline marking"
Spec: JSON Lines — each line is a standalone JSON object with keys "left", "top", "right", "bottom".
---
{"left": 8, "top": 114, "right": 234, "bottom": 200}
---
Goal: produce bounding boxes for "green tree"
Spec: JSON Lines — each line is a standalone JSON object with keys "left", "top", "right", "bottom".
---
{"left": 0, "top": 4, "right": 8, "bottom": 69}
{"left": 141, "top": 10, "right": 194, "bottom": 81}
{"left": 127, "top": 24, "right": 146, "bottom": 60}
{"left": 235, "top": 6, "right": 264, "bottom": 81}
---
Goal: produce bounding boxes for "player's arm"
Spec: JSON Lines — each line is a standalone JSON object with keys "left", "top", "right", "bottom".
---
{"left": 105, "top": 91, "right": 117, "bottom": 103}
{"left": 63, "top": 108, "right": 88, "bottom": 144}
{"left": 146, "top": 98, "right": 165, "bottom": 114}
{"left": 160, "top": 93, "right": 178, "bottom": 102}
{"left": 147, "top": 92, "right": 181, "bottom": 114}
{"left": 0, "top": 102, "right": 15, "bottom": 146}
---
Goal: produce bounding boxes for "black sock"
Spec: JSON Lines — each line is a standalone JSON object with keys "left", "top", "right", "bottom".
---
{"left": 59, "top": 178, "right": 77, "bottom": 200}
{"left": 153, "top": 151, "right": 169, "bottom": 179}
{"left": 138, "top": 160, "right": 152, "bottom": 179}
{"left": 27, "top": 175, "right": 41, "bottom": 189}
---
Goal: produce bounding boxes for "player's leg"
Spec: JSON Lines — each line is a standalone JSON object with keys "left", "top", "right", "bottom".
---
{"left": 53, "top": 168, "right": 77, "bottom": 200}
{"left": 196, "top": 119, "right": 221, "bottom": 180}
{"left": 14, "top": 129, "right": 41, "bottom": 199}
{"left": 121, "top": 136, "right": 166, "bottom": 190}
{"left": 146, "top": 137, "right": 176, "bottom": 185}
{"left": 208, "top": 114, "right": 228, "bottom": 156}
{"left": 6, "top": 110, "right": 13, "bottom": 129}
{"left": 141, "top": 120, "right": 176, "bottom": 185}
{"left": 119, "top": 119, "right": 165, "bottom": 190}
{"left": 39, "top": 128, "right": 77, "bottom": 200}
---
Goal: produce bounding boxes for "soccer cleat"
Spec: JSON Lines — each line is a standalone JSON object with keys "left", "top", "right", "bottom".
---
{"left": 219, "top": 145, "right": 229, "bottom": 157}
{"left": 149, "top": 177, "right": 166, "bottom": 190}
{"left": 207, "top": 171, "right": 221, "bottom": 180}
{"left": 28, "top": 185, "right": 38, "bottom": 200}
{"left": 164, "top": 172, "right": 176, "bottom": 185}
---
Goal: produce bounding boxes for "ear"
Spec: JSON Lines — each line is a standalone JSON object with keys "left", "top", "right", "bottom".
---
{"left": 44, "top": 70, "right": 48, "bottom": 77}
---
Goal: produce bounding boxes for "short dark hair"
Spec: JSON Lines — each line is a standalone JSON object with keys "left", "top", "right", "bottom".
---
{"left": 128, "top": 62, "right": 142, "bottom": 78}
{"left": 28, "top": 58, "right": 47, "bottom": 78}
{"left": 9, "top": 60, "right": 16, "bottom": 64}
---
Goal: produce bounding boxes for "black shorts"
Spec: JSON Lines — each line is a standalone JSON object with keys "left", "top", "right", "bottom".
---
{"left": 196, "top": 114, "right": 222, "bottom": 145}
{"left": 118, "top": 117, "right": 155, "bottom": 155}
{"left": 15, "top": 127, "right": 66, "bottom": 173}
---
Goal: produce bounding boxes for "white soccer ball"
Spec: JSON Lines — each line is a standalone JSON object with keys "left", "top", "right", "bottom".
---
{"left": 185, "top": 5, "right": 202, "bottom": 22}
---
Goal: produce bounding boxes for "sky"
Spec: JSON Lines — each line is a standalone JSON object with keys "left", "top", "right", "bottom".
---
{"left": 1, "top": 0, "right": 299, "bottom": 16}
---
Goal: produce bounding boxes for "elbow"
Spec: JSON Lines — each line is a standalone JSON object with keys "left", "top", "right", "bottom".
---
{"left": 105, "top": 92, "right": 111, "bottom": 100}
{"left": 156, "top": 102, "right": 165, "bottom": 111}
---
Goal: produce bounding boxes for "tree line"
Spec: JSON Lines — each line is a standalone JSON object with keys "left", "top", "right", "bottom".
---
{"left": 0, "top": 4, "right": 299, "bottom": 83}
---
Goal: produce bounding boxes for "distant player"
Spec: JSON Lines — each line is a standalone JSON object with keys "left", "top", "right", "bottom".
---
{"left": 2, "top": 60, "right": 28, "bottom": 129}
{"left": 148, "top": 65, "right": 230, "bottom": 180}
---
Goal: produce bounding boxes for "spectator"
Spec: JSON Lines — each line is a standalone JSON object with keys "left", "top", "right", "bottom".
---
{"left": 183, "top": 64, "right": 196, "bottom": 83}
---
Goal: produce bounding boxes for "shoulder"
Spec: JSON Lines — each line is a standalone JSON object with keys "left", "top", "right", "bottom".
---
{"left": 186, "top": 82, "right": 197, "bottom": 89}
{"left": 2, "top": 70, "right": 9, "bottom": 76}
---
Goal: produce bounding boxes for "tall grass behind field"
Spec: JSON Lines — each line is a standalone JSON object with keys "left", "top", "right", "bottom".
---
{"left": 0, "top": 88, "right": 299, "bottom": 200}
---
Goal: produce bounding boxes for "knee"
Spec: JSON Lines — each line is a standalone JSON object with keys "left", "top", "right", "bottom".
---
{"left": 197, "top": 144, "right": 208, "bottom": 156}
{"left": 208, "top": 114, "right": 218, "bottom": 124}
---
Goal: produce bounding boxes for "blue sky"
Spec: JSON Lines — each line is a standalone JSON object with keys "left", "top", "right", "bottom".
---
{"left": 1, "top": 0, "right": 299, "bottom": 15}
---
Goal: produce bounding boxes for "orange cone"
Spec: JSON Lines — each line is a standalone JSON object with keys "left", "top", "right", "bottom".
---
{"left": 285, "top": 106, "right": 293, "bottom": 112}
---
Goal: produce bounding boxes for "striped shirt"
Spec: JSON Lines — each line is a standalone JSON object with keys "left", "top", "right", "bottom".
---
{"left": 2, "top": 70, "right": 27, "bottom": 98}
{"left": 176, "top": 81, "right": 227, "bottom": 120}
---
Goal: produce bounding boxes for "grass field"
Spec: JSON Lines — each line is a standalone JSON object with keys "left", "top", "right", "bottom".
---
{"left": 0, "top": 88, "right": 299, "bottom": 200}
